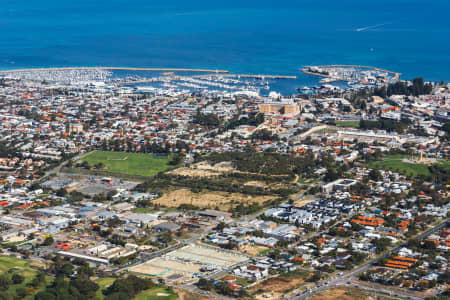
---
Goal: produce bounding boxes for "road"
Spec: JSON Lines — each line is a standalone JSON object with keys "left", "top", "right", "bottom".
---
{"left": 289, "top": 220, "right": 449, "bottom": 300}
{"left": 39, "top": 153, "right": 85, "bottom": 182}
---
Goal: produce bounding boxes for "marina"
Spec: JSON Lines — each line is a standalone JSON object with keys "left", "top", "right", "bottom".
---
{"left": 0, "top": 67, "right": 298, "bottom": 95}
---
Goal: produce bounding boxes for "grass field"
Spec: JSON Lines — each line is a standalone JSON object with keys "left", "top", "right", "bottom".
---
{"left": 334, "top": 120, "right": 360, "bottom": 128}
{"left": 134, "top": 287, "right": 177, "bottom": 300}
{"left": 0, "top": 256, "right": 51, "bottom": 299}
{"left": 368, "top": 154, "right": 450, "bottom": 177}
{"left": 81, "top": 151, "right": 174, "bottom": 177}
{"left": 95, "top": 278, "right": 177, "bottom": 300}
{"left": 95, "top": 277, "right": 116, "bottom": 299}
{"left": 132, "top": 207, "right": 159, "bottom": 213}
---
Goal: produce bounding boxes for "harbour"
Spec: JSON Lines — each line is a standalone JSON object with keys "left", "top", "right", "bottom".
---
{"left": 301, "top": 65, "right": 401, "bottom": 85}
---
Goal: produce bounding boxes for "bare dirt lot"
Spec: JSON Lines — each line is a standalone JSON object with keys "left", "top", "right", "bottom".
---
{"left": 240, "top": 244, "right": 269, "bottom": 256}
{"left": 168, "top": 161, "right": 234, "bottom": 178}
{"left": 155, "top": 189, "right": 276, "bottom": 210}
{"left": 294, "top": 199, "right": 315, "bottom": 207}
{"left": 251, "top": 273, "right": 308, "bottom": 300}
{"left": 310, "top": 288, "right": 379, "bottom": 300}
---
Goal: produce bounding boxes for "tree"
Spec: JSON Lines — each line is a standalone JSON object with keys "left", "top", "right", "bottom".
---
{"left": 60, "top": 263, "right": 74, "bottom": 277}
{"left": 169, "top": 154, "right": 183, "bottom": 166}
{"left": 35, "top": 291, "right": 57, "bottom": 300}
{"left": 324, "top": 168, "right": 339, "bottom": 182}
{"left": 104, "top": 276, "right": 153, "bottom": 298}
{"left": 215, "top": 222, "right": 227, "bottom": 231}
{"left": 307, "top": 271, "right": 322, "bottom": 282}
{"left": 70, "top": 191, "right": 84, "bottom": 202}
{"left": 11, "top": 274, "right": 24, "bottom": 284}
{"left": 368, "top": 169, "right": 382, "bottom": 181}
{"left": 372, "top": 238, "right": 391, "bottom": 253}
{"left": 56, "top": 188, "right": 67, "bottom": 197}
{"left": 443, "top": 122, "right": 450, "bottom": 133}
{"left": 197, "top": 278, "right": 214, "bottom": 291}
{"left": 43, "top": 236, "right": 54, "bottom": 246}
{"left": 423, "top": 240, "right": 437, "bottom": 251}
{"left": 158, "top": 232, "right": 173, "bottom": 244}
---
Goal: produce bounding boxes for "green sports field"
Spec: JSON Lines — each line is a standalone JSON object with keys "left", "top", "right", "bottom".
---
{"left": 81, "top": 151, "right": 173, "bottom": 177}
{"left": 334, "top": 120, "right": 360, "bottom": 128}
{"left": 367, "top": 154, "right": 450, "bottom": 177}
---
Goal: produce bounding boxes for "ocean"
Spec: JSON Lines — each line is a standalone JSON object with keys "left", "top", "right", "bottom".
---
{"left": 1, "top": 0, "right": 449, "bottom": 91}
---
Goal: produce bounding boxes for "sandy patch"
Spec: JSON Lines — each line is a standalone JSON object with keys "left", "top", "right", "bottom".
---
{"left": 6, "top": 236, "right": 27, "bottom": 243}
{"left": 294, "top": 199, "right": 314, "bottom": 207}
{"left": 155, "top": 189, "right": 276, "bottom": 211}
{"left": 243, "top": 181, "right": 267, "bottom": 188}
{"left": 168, "top": 168, "right": 222, "bottom": 177}
{"left": 240, "top": 244, "right": 269, "bottom": 256}
{"left": 251, "top": 274, "right": 307, "bottom": 300}
{"left": 169, "top": 161, "right": 235, "bottom": 178}
{"left": 309, "top": 288, "right": 371, "bottom": 300}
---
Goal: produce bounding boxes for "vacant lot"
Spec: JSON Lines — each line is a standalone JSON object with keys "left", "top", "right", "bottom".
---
{"left": 310, "top": 287, "right": 379, "bottom": 300}
{"left": 251, "top": 271, "right": 309, "bottom": 300}
{"left": 168, "top": 161, "right": 234, "bottom": 178}
{"left": 240, "top": 244, "right": 269, "bottom": 256}
{"left": 367, "top": 154, "right": 450, "bottom": 177}
{"left": 155, "top": 189, "right": 276, "bottom": 210}
{"left": 80, "top": 151, "right": 173, "bottom": 177}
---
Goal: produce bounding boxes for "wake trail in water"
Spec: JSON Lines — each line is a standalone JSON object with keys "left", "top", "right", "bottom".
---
{"left": 355, "top": 22, "right": 392, "bottom": 32}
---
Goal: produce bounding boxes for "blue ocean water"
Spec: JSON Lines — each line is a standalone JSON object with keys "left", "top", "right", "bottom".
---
{"left": 1, "top": 0, "right": 449, "bottom": 89}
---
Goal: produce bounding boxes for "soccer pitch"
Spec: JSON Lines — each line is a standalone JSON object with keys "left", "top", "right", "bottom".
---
{"left": 81, "top": 151, "right": 173, "bottom": 177}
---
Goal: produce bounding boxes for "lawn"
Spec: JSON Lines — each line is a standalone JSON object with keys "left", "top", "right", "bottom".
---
{"left": 134, "top": 286, "right": 177, "bottom": 300}
{"left": 367, "top": 154, "right": 450, "bottom": 177}
{"left": 95, "top": 278, "right": 177, "bottom": 300}
{"left": 334, "top": 120, "right": 360, "bottom": 128}
{"left": 0, "top": 255, "right": 52, "bottom": 299}
{"left": 95, "top": 277, "right": 116, "bottom": 299}
{"left": 80, "top": 151, "right": 174, "bottom": 177}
